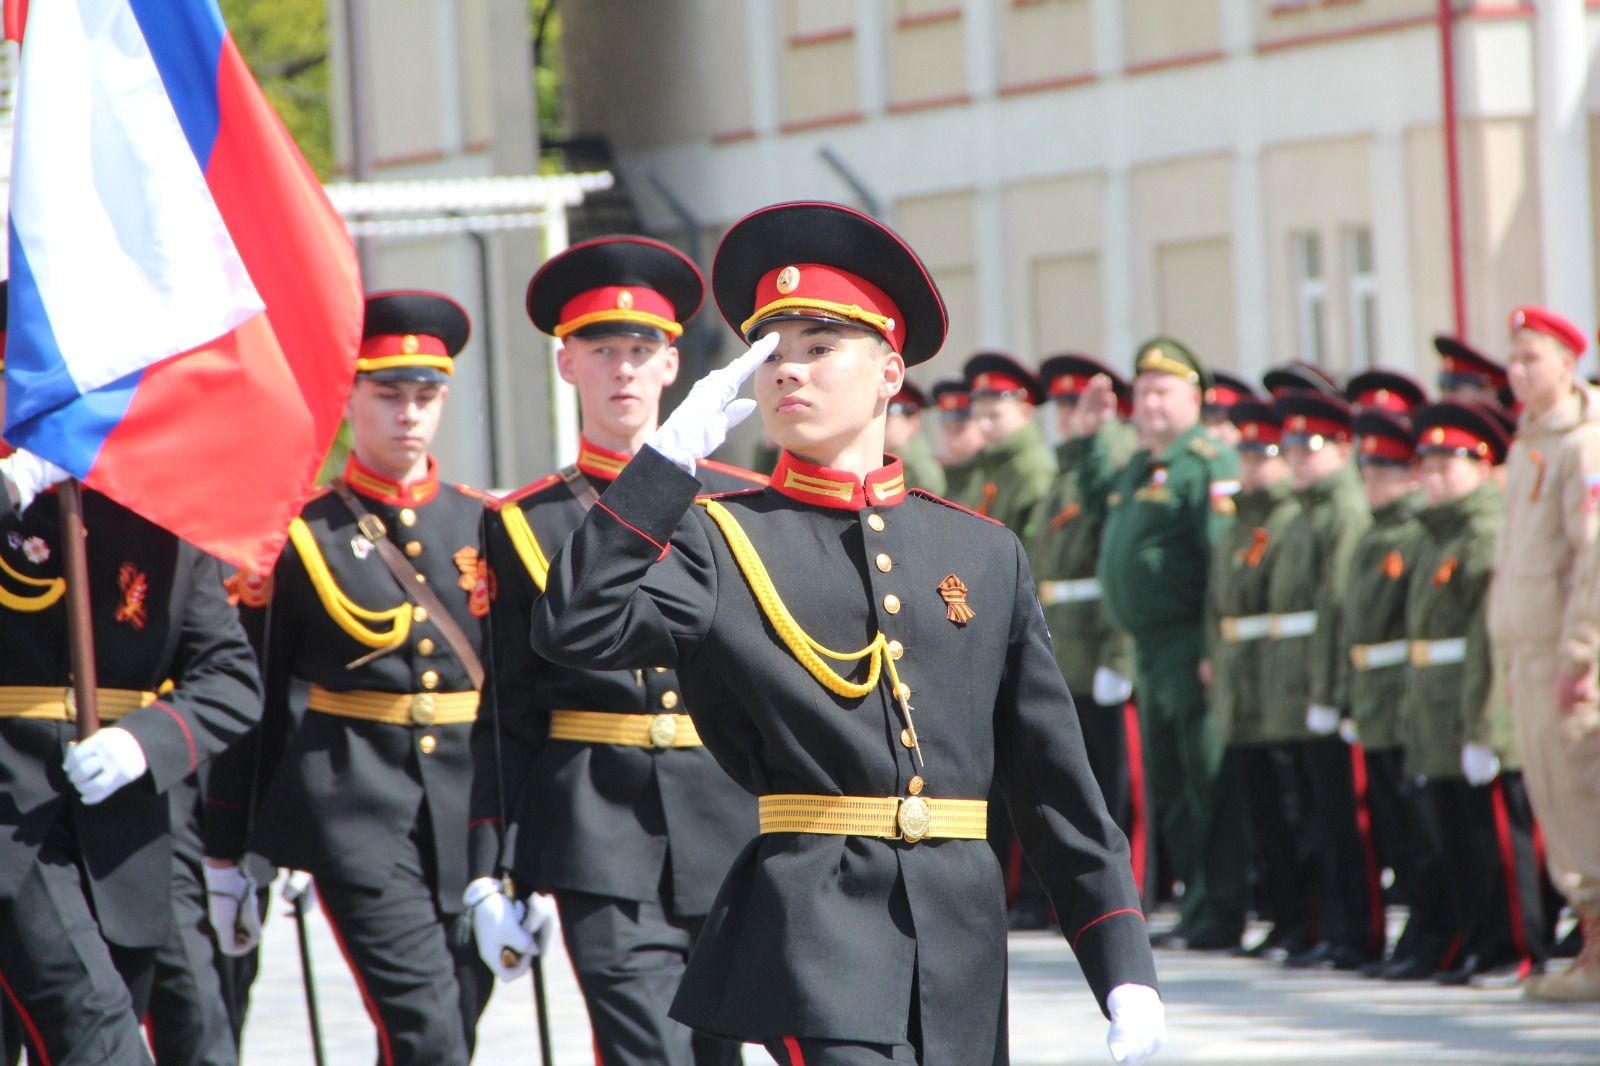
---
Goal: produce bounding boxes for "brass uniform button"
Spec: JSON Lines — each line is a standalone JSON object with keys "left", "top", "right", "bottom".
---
{"left": 893, "top": 682, "right": 911, "bottom": 702}
{"left": 417, "top": 638, "right": 436, "bottom": 656}
{"left": 410, "top": 694, "right": 437, "bottom": 727}
{"left": 414, "top": 573, "right": 427, "bottom": 584}
{"left": 907, "top": 775, "right": 925, "bottom": 796}
{"left": 887, "top": 639, "right": 904, "bottom": 660}
{"left": 867, "top": 514, "right": 885, "bottom": 532}
{"left": 399, "top": 508, "right": 417, "bottom": 527}
{"left": 649, "top": 714, "right": 679, "bottom": 749}
{"left": 653, "top": 666, "right": 668, "bottom": 674}
{"left": 882, "top": 594, "right": 901, "bottom": 615}
{"left": 900, "top": 728, "right": 916, "bottom": 749}
{"left": 420, "top": 670, "right": 440, "bottom": 691}
{"left": 660, "top": 690, "right": 680, "bottom": 710}
{"left": 412, "top": 606, "right": 429, "bottom": 624}
{"left": 419, "top": 735, "right": 437, "bottom": 755}
{"left": 404, "top": 541, "right": 423, "bottom": 558}
{"left": 875, "top": 553, "right": 892, "bottom": 573}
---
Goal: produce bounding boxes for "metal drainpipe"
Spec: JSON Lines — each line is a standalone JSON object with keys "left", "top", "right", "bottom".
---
{"left": 819, "top": 145, "right": 887, "bottom": 221}
{"left": 1437, "top": 0, "right": 1468, "bottom": 339}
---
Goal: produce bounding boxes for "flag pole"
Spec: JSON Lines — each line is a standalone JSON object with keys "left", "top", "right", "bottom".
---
{"left": 59, "top": 480, "right": 100, "bottom": 738}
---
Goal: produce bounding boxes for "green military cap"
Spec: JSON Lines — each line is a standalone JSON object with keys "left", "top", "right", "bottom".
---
{"left": 1132, "top": 336, "right": 1211, "bottom": 391}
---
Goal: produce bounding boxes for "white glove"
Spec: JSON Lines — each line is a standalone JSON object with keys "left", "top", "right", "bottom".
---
{"left": 1106, "top": 983, "right": 1165, "bottom": 1064}
{"left": 648, "top": 332, "right": 777, "bottom": 473}
{"left": 1093, "top": 667, "right": 1134, "bottom": 706}
{"left": 1306, "top": 705, "right": 1341, "bottom": 736}
{"left": 281, "top": 869, "right": 316, "bottom": 912}
{"left": 1462, "top": 742, "right": 1501, "bottom": 786}
{"left": 464, "top": 877, "right": 534, "bottom": 981}
{"left": 203, "top": 862, "right": 262, "bottom": 957}
{"left": 62, "top": 726, "right": 148, "bottom": 804}
{"left": 522, "top": 892, "right": 558, "bottom": 957}
{"left": 1338, "top": 717, "right": 1360, "bottom": 746}
{"left": 0, "top": 448, "right": 70, "bottom": 512}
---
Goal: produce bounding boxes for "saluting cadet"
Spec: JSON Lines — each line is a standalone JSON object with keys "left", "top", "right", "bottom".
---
{"left": 0, "top": 420, "right": 261, "bottom": 1058}
{"left": 205, "top": 291, "right": 494, "bottom": 1065}
{"left": 963, "top": 352, "right": 1056, "bottom": 530}
{"left": 1201, "top": 371, "right": 1257, "bottom": 447}
{"left": 1032, "top": 354, "right": 1151, "bottom": 907}
{"left": 1070, "top": 338, "right": 1249, "bottom": 952}
{"left": 1203, "top": 400, "right": 1303, "bottom": 959}
{"left": 1406, "top": 401, "right": 1547, "bottom": 987}
{"left": 1485, "top": 306, "right": 1600, "bottom": 1000}
{"left": 464, "top": 237, "right": 764, "bottom": 1066}
{"left": 529, "top": 201, "right": 1164, "bottom": 1066}
{"left": 1260, "top": 389, "right": 1384, "bottom": 971}
{"left": 931, "top": 378, "right": 985, "bottom": 505}
{"left": 885, "top": 381, "right": 946, "bottom": 494}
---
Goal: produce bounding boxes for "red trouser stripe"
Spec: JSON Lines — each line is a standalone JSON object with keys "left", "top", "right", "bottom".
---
{"left": 320, "top": 888, "right": 397, "bottom": 1066}
{"left": 784, "top": 1035, "right": 807, "bottom": 1065}
{"left": 1123, "top": 700, "right": 1148, "bottom": 897}
{"left": 0, "top": 964, "right": 52, "bottom": 1066}
{"left": 1005, "top": 841, "right": 1024, "bottom": 906}
{"left": 1489, "top": 778, "right": 1535, "bottom": 975}
{"left": 1348, "top": 743, "right": 1386, "bottom": 953}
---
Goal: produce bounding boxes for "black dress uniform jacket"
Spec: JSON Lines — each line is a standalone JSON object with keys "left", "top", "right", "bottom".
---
{"left": 471, "top": 442, "right": 765, "bottom": 914}
{"left": 530, "top": 447, "right": 1156, "bottom": 1059}
{"left": 0, "top": 490, "right": 261, "bottom": 947}
{"left": 208, "top": 460, "right": 489, "bottom": 912}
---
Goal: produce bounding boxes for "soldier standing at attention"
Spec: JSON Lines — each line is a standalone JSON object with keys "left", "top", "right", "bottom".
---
{"left": 1203, "top": 399, "right": 1303, "bottom": 959}
{"left": 1486, "top": 307, "right": 1600, "bottom": 1001}
{"left": 1033, "top": 354, "right": 1150, "bottom": 905}
{"left": 963, "top": 352, "right": 1056, "bottom": 531}
{"left": 204, "top": 292, "right": 495, "bottom": 1066}
{"left": 1071, "top": 338, "right": 1248, "bottom": 951}
{"left": 1201, "top": 371, "right": 1258, "bottom": 448}
{"left": 530, "top": 201, "right": 1164, "bottom": 1066}
{"left": 465, "top": 237, "right": 764, "bottom": 1066}
{"left": 931, "top": 378, "right": 986, "bottom": 506}
{"left": 885, "top": 381, "right": 946, "bottom": 494}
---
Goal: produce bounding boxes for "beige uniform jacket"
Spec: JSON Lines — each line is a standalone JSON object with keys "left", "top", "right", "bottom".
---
{"left": 1487, "top": 385, "right": 1600, "bottom": 667}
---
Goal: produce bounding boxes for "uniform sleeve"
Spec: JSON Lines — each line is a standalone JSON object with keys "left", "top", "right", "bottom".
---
{"left": 994, "top": 535, "right": 1159, "bottom": 1014}
{"left": 121, "top": 549, "right": 263, "bottom": 796}
{"left": 1557, "top": 428, "right": 1600, "bottom": 666}
{"left": 1312, "top": 504, "right": 1370, "bottom": 710}
{"left": 530, "top": 445, "right": 718, "bottom": 673}
{"left": 1458, "top": 545, "right": 1499, "bottom": 746}
{"left": 1063, "top": 427, "right": 1117, "bottom": 520}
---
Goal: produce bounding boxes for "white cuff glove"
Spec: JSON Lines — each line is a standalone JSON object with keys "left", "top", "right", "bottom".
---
{"left": 203, "top": 863, "right": 262, "bottom": 957}
{"left": 1306, "top": 705, "right": 1341, "bottom": 736}
{"left": 281, "top": 869, "right": 316, "bottom": 912}
{"left": 464, "top": 877, "right": 534, "bottom": 982}
{"left": 1338, "top": 717, "right": 1360, "bottom": 746}
{"left": 0, "top": 448, "right": 70, "bottom": 512}
{"left": 1093, "top": 667, "right": 1134, "bottom": 706}
{"left": 522, "top": 892, "right": 558, "bottom": 957}
{"left": 1106, "top": 983, "right": 1165, "bottom": 1064}
{"left": 63, "top": 726, "right": 148, "bottom": 804}
{"left": 1462, "top": 742, "right": 1501, "bottom": 786}
{"left": 648, "top": 333, "right": 777, "bottom": 474}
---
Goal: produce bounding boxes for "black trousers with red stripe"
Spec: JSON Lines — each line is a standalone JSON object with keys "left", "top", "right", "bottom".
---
{"left": 1076, "top": 694, "right": 1156, "bottom": 906}
{"left": 1427, "top": 773, "right": 1546, "bottom": 971}
{"left": 1291, "top": 737, "right": 1384, "bottom": 958}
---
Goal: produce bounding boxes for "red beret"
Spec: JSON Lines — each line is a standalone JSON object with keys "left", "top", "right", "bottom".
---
{"left": 1510, "top": 305, "right": 1586, "bottom": 355}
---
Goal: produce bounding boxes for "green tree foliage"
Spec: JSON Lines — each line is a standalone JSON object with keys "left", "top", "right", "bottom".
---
{"left": 218, "top": 0, "right": 333, "bottom": 179}
{"left": 531, "top": 0, "right": 563, "bottom": 170}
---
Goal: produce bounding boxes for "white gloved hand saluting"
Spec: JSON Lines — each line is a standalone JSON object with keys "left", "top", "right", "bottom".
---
{"left": 0, "top": 448, "right": 70, "bottom": 512}
{"left": 62, "top": 727, "right": 148, "bottom": 804}
{"left": 1106, "top": 983, "right": 1166, "bottom": 1064}
{"left": 464, "top": 877, "right": 535, "bottom": 982}
{"left": 1461, "top": 742, "right": 1501, "bottom": 786}
{"left": 1305, "top": 705, "right": 1341, "bottom": 737}
{"left": 1093, "top": 667, "right": 1134, "bottom": 706}
{"left": 648, "top": 332, "right": 778, "bottom": 474}
{"left": 203, "top": 862, "right": 262, "bottom": 957}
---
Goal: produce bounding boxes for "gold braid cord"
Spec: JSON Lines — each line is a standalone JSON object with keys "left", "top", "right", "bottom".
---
{"left": 0, "top": 554, "right": 66, "bottom": 612}
{"left": 500, "top": 502, "right": 550, "bottom": 591}
{"left": 287, "top": 517, "right": 411, "bottom": 650}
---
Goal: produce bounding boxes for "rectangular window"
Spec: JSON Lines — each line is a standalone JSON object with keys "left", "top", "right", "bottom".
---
{"left": 1345, "top": 226, "right": 1378, "bottom": 368}
{"left": 1291, "top": 230, "right": 1327, "bottom": 365}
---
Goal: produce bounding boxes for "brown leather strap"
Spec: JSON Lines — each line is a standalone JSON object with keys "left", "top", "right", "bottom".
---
{"left": 331, "top": 481, "right": 485, "bottom": 691}
{"left": 559, "top": 465, "right": 600, "bottom": 512}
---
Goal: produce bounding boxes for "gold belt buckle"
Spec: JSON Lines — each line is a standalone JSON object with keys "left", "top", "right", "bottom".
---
{"left": 1351, "top": 645, "right": 1370, "bottom": 670}
{"left": 1220, "top": 618, "right": 1239, "bottom": 643}
{"left": 896, "top": 795, "right": 932, "bottom": 843}
{"left": 410, "top": 693, "right": 437, "bottom": 727}
{"left": 648, "top": 713, "right": 678, "bottom": 749}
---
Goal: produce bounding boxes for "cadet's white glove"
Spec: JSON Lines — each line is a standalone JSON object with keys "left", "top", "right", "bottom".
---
{"left": 1305, "top": 705, "right": 1341, "bottom": 736}
{"left": 1462, "top": 743, "right": 1500, "bottom": 786}
{"left": 0, "top": 448, "right": 70, "bottom": 512}
{"left": 648, "top": 333, "right": 777, "bottom": 474}
{"left": 1338, "top": 718, "right": 1360, "bottom": 746}
{"left": 1093, "top": 667, "right": 1134, "bottom": 706}
{"left": 281, "top": 869, "right": 316, "bottom": 912}
{"left": 1106, "top": 983, "right": 1165, "bottom": 1064}
{"left": 203, "top": 862, "right": 262, "bottom": 957}
{"left": 522, "top": 892, "right": 558, "bottom": 957}
{"left": 464, "top": 877, "right": 534, "bottom": 981}
{"left": 63, "top": 727, "right": 148, "bottom": 804}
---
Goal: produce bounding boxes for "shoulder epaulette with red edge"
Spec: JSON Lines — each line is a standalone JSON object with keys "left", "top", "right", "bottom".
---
{"left": 695, "top": 486, "right": 767, "bottom": 503}
{"left": 698, "top": 458, "right": 770, "bottom": 486}
{"left": 453, "top": 482, "right": 491, "bottom": 501}
{"left": 498, "top": 472, "right": 564, "bottom": 506}
{"left": 910, "top": 488, "right": 1004, "bottom": 525}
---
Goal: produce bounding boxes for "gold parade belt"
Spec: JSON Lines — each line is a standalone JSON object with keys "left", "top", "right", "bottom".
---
{"left": 0, "top": 686, "right": 157, "bottom": 723}
{"left": 1410, "top": 638, "right": 1467, "bottom": 668}
{"left": 758, "top": 794, "right": 988, "bottom": 844}
{"left": 1219, "top": 614, "right": 1273, "bottom": 643}
{"left": 1350, "top": 640, "right": 1410, "bottom": 671}
{"left": 1038, "top": 578, "right": 1102, "bottom": 605}
{"left": 307, "top": 684, "right": 479, "bottom": 727}
{"left": 548, "top": 710, "right": 702, "bottom": 749}
{"left": 1269, "top": 611, "right": 1318, "bottom": 639}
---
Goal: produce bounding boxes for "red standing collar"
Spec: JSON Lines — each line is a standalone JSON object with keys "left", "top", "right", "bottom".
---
{"left": 575, "top": 437, "right": 632, "bottom": 480}
{"left": 343, "top": 454, "right": 441, "bottom": 507}
{"left": 770, "top": 451, "right": 907, "bottom": 511}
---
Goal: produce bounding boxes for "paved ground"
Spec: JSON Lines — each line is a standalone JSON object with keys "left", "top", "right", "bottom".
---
{"left": 241, "top": 901, "right": 1599, "bottom": 1065}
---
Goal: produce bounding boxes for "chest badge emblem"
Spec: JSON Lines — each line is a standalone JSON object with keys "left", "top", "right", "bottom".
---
{"left": 937, "top": 573, "right": 975, "bottom": 625}
{"left": 115, "top": 563, "right": 149, "bottom": 630}
{"left": 351, "top": 534, "right": 374, "bottom": 560}
{"left": 21, "top": 537, "right": 49, "bottom": 564}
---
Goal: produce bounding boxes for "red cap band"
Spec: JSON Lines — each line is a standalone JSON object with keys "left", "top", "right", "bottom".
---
{"left": 1353, "top": 388, "right": 1413, "bottom": 414}
{"left": 1360, "top": 433, "right": 1414, "bottom": 462}
{"left": 1419, "top": 423, "right": 1493, "bottom": 457}
{"left": 746, "top": 263, "right": 905, "bottom": 353}
{"left": 358, "top": 332, "right": 448, "bottom": 361}
{"left": 971, "top": 371, "right": 1028, "bottom": 395}
{"left": 1237, "top": 420, "right": 1283, "bottom": 446}
{"left": 1048, "top": 375, "right": 1091, "bottom": 397}
{"left": 1282, "top": 413, "right": 1351, "bottom": 442}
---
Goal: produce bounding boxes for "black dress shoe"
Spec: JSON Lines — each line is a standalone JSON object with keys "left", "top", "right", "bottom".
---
{"left": 1285, "top": 942, "right": 1332, "bottom": 969}
{"left": 1329, "top": 945, "right": 1376, "bottom": 971}
{"left": 1435, "top": 953, "right": 1490, "bottom": 985}
{"left": 1382, "top": 955, "right": 1440, "bottom": 981}
{"left": 1552, "top": 924, "right": 1581, "bottom": 959}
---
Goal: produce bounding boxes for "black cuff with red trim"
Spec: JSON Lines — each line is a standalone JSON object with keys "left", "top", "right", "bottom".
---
{"left": 1070, "top": 909, "right": 1159, "bottom": 1017}
{"left": 594, "top": 445, "right": 702, "bottom": 550}
{"left": 120, "top": 700, "right": 198, "bottom": 794}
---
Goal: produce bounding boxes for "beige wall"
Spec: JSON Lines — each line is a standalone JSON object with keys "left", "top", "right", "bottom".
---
{"left": 365, "top": 2, "right": 446, "bottom": 165}
{"left": 1254, "top": 0, "right": 1433, "bottom": 50}
{"left": 780, "top": 0, "right": 859, "bottom": 125}
{"left": 894, "top": 190, "right": 979, "bottom": 378}
{"left": 889, "top": 9, "right": 968, "bottom": 106}
{"left": 1002, "top": 174, "right": 1105, "bottom": 358}
{"left": 1125, "top": 0, "right": 1222, "bottom": 67}
{"left": 998, "top": 0, "right": 1094, "bottom": 89}
{"left": 1131, "top": 155, "right": 1237, "bottom": 369}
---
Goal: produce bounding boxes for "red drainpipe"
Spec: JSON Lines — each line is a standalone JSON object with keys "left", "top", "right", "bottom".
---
{"left": 1438, "top": 0, "right": 1469, "bottom": 339}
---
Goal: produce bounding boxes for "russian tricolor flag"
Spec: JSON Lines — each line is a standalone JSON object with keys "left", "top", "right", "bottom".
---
{"left": 3, "top": 0, "right": 361, "bottom": 569}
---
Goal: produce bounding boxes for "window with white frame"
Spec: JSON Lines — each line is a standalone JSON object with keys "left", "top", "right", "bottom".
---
{"left": 1345, "top": 226, "right": 1379, "bottom": 368}
{"left": 1291, "top": 230, "right": 1327, "bottom": 366}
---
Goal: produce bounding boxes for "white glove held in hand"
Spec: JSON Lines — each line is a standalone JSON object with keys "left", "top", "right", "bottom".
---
{"left": 203, "top": 863, "right": 262, "bottom": 957}
{"left": 464, "top": 877, "right": 535, "bottom": 981}
{"left": 522, "top": 892, "right": 558, "bottom": 957}
{"left": 1305, "top": 705, "right": 1341, "bottom": 736}
{"left": 281, "top": 869, "right": 316, "bottom": 912}
{"left": 1462, "top": 742, "right": 1501, "bottom": 786}
{"left": 648, "top": 332, "right": 777, "bottom": 474}
{"left": 63, "top": 727, "right": 148, "bottom": 804}
{"left": 1093, "top": 667, "right": 1134, "bottom": 706}
{"left": 1106, "top": 983, "right": 1165, "bottom": 1064}
{"left": 1338, "top": 717, "right": 1360, "bottom": 746}
{"left": 0, "top": 448, "right": 70, "bottom": 512}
